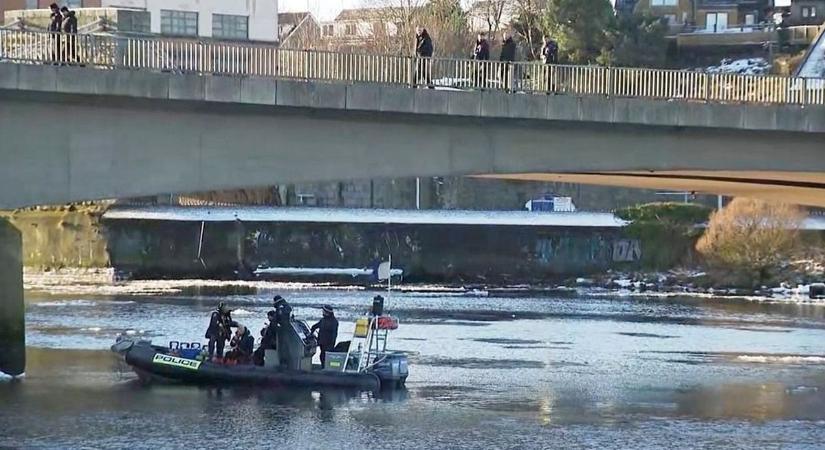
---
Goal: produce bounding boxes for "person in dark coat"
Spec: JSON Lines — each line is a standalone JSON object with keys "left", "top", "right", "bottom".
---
{"left": 499, "top": 32, "right": 517, "bottom": 90}
{"left": 541, "top": 36, "right": 559, "bottom": 93}
{"left": 473, "top": 33, "right": 491, "bottom": 88}
{"left": 473, "top": 33, "right": 490, "bottom": 61}
{"left": 205, "top": 302, "right": 236, "bottom": 361}
{"left": 253, "top": 310, "right": 278, "bottom": 366}
{"left": 415, "top": 26, "right": 434, "bottom": 87}
{"left": 61, "top": 7, "right": 78, "bottom": 63}
{"left": 48, "top": 3, "right": 62, "bottom": 63}
{"left": 541, "top": 36, "right": 558, "bottom": 64}
{"left": 226, "top": 325, "right": 255, "bottom": 365}
{"left": 311, "top": 305, "right": 339, "bottom": 368}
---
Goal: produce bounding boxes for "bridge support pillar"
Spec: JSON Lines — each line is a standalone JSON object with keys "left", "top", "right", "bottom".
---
{"left": 0, "top": 219, "right": 24, "bottom": 377}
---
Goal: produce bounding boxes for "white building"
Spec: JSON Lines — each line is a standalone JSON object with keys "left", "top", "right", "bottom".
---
{"left": 100, "top": 0, "right": 279, "bottom": 42}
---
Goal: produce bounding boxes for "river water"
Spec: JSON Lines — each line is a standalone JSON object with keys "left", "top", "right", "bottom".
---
{"left": 3, "top": 286, "right": 825, "bottom": 449}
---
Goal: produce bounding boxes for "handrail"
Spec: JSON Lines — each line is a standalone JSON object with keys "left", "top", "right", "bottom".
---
{"left": 0, "top": 28, "right": 823, "bottom": 106}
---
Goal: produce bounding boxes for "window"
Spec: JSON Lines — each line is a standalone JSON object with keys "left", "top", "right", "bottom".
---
{"left": 345, "top": 23, "right": 357, "bottom": 36}
{"left": 120, "top": 11, "right": 151, "bottom": 34}
{"left": 66, "top": 0, "right": 82, "bottom": 7}
{"left": 663, "top": 14, "right": 677, "bottom": 25}
{"left": 803, "top": 7, "right": 817, "bottom": 18}
{"left": 651, "top": 0, "right": 677, "bottom": 6}
{"left": 322, "top": 24, "right": 334, "bottom": 36}
{"left": 25, "top": 0, "right": 37, "bottom": 9}
{"left": 213, "top": 14, "right": 248, "bottom": 40}
{"left": 160, "top": 10, "right": 198, "bottom": 37}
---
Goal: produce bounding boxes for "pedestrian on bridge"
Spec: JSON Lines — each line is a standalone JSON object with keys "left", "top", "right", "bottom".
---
{"left": 48, "top": 3, "right": 62, "bottom": 63}
{"left": 473, "top": 33, "right": 491, "bottom": 89}
{"left": 61, "top": 6, "right": 78, "bottom": 64}
{"left": 499, "top": 32, "right": 517, "bottom": 91}
{"left": 415, "top": 26, "right": 434, "bottom": 88}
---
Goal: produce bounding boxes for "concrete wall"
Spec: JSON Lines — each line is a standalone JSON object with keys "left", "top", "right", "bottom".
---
{"left": 104, "top": 219, "right": 643, "bottom": 282}
{"left": 100, "top": 0, "right": 278, "bottom": 41}
{"left": 0, "top": 63, "right": 823, "bottom": 209}
{"left": 0, "top": 219, "right": 24, "bottom": 376}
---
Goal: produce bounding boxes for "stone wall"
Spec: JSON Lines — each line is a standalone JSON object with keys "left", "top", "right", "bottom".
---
{"left": 103, "top": 219, "right": 645, "bottom": 283}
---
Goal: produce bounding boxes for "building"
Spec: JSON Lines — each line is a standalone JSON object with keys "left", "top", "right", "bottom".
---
{"left": 321, "top": 7, "right": 417, "bottom": 47}
{"left": 278, "top": 11, "right": 320, "bottom": 49}
{"left": 634, "top": 0, "right": 771, "bottom": 33}
{"left": 1, "top": 0, "right": 279, "bottom": 42}
{"left": 776, "top": 0, "right": 825, "bottom": 26}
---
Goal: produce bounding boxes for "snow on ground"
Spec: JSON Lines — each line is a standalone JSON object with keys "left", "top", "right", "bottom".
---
{"left": 799, "top": 29, "right": 825, "bottom": 78}
{"left": 104, "top": 206, "right": 628, "bottom": 228}
{"left": 703, "top": 58, "right": 771, "bottom": 75}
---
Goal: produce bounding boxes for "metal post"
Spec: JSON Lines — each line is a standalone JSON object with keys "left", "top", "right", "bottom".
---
{"left": 415, "top": 177, "right": 421, "bottom": 210}
{"left": 717, "top": 195, "right": 723, "bottom": 210}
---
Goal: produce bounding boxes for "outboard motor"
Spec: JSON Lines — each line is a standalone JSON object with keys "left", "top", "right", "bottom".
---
{"left": 811, "top": 283, "right": 825, "bottom": 300}
{"left": 272, "top": 299, "right": 318, "bottom": 371}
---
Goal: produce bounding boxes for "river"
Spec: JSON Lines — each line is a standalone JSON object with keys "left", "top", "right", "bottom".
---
{"left": 3, "top": 286, "right": 825, "bottom": 449}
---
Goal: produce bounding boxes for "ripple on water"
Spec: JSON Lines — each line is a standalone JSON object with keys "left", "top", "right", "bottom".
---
{"left": 416, "top": 357, "right": 546, "bottom": 369}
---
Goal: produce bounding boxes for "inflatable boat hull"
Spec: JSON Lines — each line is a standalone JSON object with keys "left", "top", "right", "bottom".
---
{"left": 120, "top": 341, "right": 382, "bottom": 391}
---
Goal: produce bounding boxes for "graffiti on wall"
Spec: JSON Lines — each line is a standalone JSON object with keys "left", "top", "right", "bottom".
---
{"left": 534, "top": 236, "right": 641, "bottom": 266}
{"left": 612, "top": 239, "right": 642, "bottom": 262}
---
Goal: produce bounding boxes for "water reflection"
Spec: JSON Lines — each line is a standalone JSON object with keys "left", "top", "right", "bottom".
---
{"left": 6, "top": 291, "right": 825, "bottom": 447}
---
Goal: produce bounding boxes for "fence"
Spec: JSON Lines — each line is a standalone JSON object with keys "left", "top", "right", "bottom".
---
{"left": 0, "top": 29, "right": 823, "bottom": 106}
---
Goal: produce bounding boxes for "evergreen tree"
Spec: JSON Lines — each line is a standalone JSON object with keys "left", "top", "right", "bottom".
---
{"left": 542, "top": 0, "right": 614, "bottom": 64}
{"left": 600, "top": 14, "right": 669, "bottom": 68}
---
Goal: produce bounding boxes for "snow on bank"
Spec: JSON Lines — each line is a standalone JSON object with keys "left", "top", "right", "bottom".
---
{"left": 703, "top": 58, "right": 770, "bottom": 75}
{"left": 104, "top": 206, "right": 627, "bottom": 228}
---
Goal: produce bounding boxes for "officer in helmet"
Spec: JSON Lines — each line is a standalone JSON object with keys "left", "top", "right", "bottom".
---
{"left": 205, "top": 302, "right": 236, "bottom": 362}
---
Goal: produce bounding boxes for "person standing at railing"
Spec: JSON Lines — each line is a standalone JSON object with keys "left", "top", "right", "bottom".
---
{"left": 61, "top": 7, "right": 78, "bottom": 64}
{"left": 415, "top": 26, "right": 434, "bottom": 88}
{"left": 541, "top": 36, "right": 559, "bottom": 93}
{"left": 473, "top": 33, "right": 490, "bottom": 89}
{"left": 499, "top": 32, "right": 517, "bottom": 91}
{"left": 48, "top": 3, "right": 62, "bottom": 64}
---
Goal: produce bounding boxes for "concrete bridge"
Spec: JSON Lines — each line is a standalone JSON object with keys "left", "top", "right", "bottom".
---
{"left": 1, "top": 30, "right": 825, "bottom": 376}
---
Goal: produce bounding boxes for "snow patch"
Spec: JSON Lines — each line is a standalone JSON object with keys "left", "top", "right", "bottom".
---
{"left": 104, "top": 206, "right": 628, "bottom": 228}
{"left": 703, "top": 58, "right": 770, "bottom": 75}
{"left": 736, "top": 355, "right": 825, "bottom": 365}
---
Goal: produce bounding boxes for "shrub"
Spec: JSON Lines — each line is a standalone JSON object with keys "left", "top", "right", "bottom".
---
{"left": 696, "top": 198, "right": 804, "bottom": 286}
{"left": 615, "top": 202, "right": 712, "bottom": 269}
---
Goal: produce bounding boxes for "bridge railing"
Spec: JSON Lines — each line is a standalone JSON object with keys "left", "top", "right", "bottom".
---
{"left": 1, "top": 29, "right": 823, "bottom": 106}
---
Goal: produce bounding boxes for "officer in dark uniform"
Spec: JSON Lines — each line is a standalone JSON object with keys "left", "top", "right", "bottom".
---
{"left": 205, "top": 302, "right": 236, "bottom": 361}
{"left": 311, "top": 305, "right": 339, "bottom": 368}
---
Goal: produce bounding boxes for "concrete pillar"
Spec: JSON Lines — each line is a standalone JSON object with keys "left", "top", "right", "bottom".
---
{"left": 0, "top": 219, "right": 24, "bottom": 376}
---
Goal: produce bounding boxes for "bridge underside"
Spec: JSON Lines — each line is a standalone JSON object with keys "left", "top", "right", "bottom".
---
{"left": 1, "top": 88, "right": 824, "bottom": 209}
{"left": 479, "top": 171, "right": 825, "bottom": 208}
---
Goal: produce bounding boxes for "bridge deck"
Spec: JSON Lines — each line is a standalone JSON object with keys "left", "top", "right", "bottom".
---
{"left": 1, "top": 29, "right": 824, "bottom": 107}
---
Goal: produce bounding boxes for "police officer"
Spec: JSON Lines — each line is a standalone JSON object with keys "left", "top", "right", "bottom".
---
{"left": 311, "top": 305, "right": 339, "bottom": 368}
{"left": 205, "top": 302, "right": 236, "bottom": 362}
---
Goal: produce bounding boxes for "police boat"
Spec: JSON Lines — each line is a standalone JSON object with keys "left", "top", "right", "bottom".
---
{"left": 111, "top": 297, "right": 408, "bottom": 391}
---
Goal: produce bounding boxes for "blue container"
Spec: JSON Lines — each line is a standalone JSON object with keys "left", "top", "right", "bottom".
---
{"left": 179, "top": 348, "right": 201, "bottom": 359}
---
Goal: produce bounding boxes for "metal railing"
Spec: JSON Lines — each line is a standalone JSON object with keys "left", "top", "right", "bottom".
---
{"left": 1, "top": 29, "right": 823, "bottom": 106}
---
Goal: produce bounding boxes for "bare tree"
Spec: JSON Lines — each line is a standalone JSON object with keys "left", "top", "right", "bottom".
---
{"left": 510, "top": 0, "right": 545, "bottom": 60}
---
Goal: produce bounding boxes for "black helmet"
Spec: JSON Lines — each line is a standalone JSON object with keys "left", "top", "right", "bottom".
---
{"left": 322, "top": 305, "right": 334, "bottom": 314}
{"left": 218, "top": 302, "right": 227, "bottom": 312}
